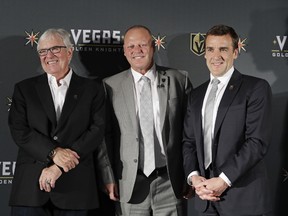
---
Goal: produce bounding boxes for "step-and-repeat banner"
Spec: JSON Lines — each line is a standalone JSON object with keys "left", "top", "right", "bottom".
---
{"left": 1, "top": 1, "right": 288, "bottom": 215}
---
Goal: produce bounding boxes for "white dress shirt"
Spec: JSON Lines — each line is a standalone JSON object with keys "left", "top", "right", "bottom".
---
{"left": 131, "top": 65, "right": 166, "bottom": 168}
{"left": 188, "top": 67, "right": 235, "bottom": 186}
{"left": 47, "top": 69, "right": 72, "bottom": 121}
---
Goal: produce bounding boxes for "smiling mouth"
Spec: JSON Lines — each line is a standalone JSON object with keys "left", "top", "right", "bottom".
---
{"left": 133, "top": 55, "right": 145, "bottom": 59}
{"left": 47, "top": 60, "right": 58, "bottom": 65}
{"left": 212, "top": 62, "right": 223, "bottom": 66}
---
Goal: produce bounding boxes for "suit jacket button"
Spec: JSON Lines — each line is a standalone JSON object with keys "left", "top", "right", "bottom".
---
{"left": 133, "top": 159, "right": 137, "bottom": 163}
{"left": 53, "top": 136, "right": 58, "bottom": 140}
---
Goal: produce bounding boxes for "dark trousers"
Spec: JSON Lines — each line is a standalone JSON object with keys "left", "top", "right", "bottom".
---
{"left": 11, "top": 201, "right": 89, "bottom": 216}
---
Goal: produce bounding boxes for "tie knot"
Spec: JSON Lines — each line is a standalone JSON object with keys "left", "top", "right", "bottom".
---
{"left": 211, "top": 78, "right": 220, "bottom": 86}
{"left": 141, "top": 76, "right": 150, "bottom": 83}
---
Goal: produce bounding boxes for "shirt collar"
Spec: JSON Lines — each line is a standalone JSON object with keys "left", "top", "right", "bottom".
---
{"left": 47, "top": 69, "right": 73, "bottom": 87}
{"left": 210, "top": 66, "right": 234, "bottom": 86}
{"left": 131, "top": 64, "right": 157, "bottom": 83}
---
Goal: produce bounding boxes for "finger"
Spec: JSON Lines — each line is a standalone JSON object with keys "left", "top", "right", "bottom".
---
{"left": 199, "top": 186, "right": 214, "bottom": 194}
{"left": 68, "top": 162, "right": 75, "bottom": 170}
{"left": 46, "top": 184, "right": 51, "bottom": 192}
{"left": 61, "top": 165, "right": 69, "bottom": 172}
{"left": 71, "top": 150, "right": 80, "bottom": 159}
{"left": 207, "top": 196, "right": 220, "bottom": 202}
{"left": 40, "top": 177, "right": 49, "bottom": 191}
{"left": 194, "top": 182, "right": 207, "bottom": 188}
{"left": 39, "top": 179, "right": 44, "bottom": 190}
{"left": 109, "top": 192, "right": 118, "bottom": 201}
{"left": 50, "top": 180, "right": 55, "bottom": 189}
{"left": 43, "top": 181, "right": 50, "bottom": 192}
{"left": 70, "top": 160, "right": 77, "bottom": 169}
{"left": 71, "top": 157, "right": 79, "bottom": 166}
{"left": 57, "top": 164, "right": 69, "bottom": 172}
{"left": 202, "top": 193, "right": 220, "bottom": 202}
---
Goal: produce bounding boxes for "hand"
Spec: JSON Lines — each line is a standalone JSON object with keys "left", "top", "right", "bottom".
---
{"left": 53, "top": 147, "right": 80, "bottom": 172}
{"left": 39, "top": 164, "right": 62, "bottom": 192}
{"left": 195, "top": 177, "right": 228, "bottom": 201}
{"left": 105, "top": 183, "right": 119, "bottom": 201}
{"left": 182, "top": 183, "right": 195, "bottom": 199}
{"left": 197, "top": 177, "right": 228, "bottom": 197}
{"left": 191, "top": 175, "right": 219, "bottom": 202}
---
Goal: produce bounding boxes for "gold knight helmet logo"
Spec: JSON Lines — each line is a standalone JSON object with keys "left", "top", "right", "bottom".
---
{"left": 190, "top": 33, "right": 206, "bottom": 56}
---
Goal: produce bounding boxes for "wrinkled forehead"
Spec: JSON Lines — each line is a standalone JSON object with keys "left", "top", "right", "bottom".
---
{"left": 38, "top": 34, "right": 64, "bottom": 49}
{"left": 124, "top": 28, "right": 152, "bottom": 44}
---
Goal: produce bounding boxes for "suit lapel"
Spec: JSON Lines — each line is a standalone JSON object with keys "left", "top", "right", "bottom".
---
{"left": 35, "top": 74, "right": 57, "bottom": 126}
{"left": 56, "top": 72, "right": 83, "bottom": 130}
{"left": 121, "top": 70, "right": 138, "bottom": 132}
{"left": 214, "top": 70, "right": 242, "bottom": 136}
{"left": 196, "top": 82, "right": 209, "bottom": 166}
{"left": 157, "top": 67, "right": 168, "bottom": 130}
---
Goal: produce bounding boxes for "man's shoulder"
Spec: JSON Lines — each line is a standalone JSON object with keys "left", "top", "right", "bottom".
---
{"left": 237, "top": 71, "right": 270, "bottom": 88}
{"left": 156, "top": 65, "right": 188, "bottom": 78}
{"left": 15, "top": 73, "right": 45, "bottom": 87}
{"left": 104, "top": 69, "right": 130, "bottom": 85}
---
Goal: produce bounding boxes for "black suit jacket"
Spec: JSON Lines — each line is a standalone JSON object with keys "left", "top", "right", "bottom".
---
{"left": 8, "top": 72, "right": 113, "bottom": 209}
{"left": 183, "top": 70, "right": 272, "bottom": 215}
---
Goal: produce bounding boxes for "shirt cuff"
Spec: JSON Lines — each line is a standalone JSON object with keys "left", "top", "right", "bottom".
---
{"left": 219, "top": 172, "right": 232, "bottom": 187}
{"left": 187, "top": 171, "right": 200, "bottom": 186}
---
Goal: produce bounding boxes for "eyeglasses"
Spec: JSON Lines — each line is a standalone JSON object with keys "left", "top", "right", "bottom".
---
{"left": 37, "top": 46, "right": 67, "bottom": 56}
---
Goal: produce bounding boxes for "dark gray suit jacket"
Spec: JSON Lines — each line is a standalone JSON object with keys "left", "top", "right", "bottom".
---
{"left": 104, "top": 65, "right": 192, "bottom": 202}
{"left": 183, "top": 69, "right": 272, "bottom": 215}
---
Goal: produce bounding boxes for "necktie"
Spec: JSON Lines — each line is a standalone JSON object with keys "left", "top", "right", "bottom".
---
{"left": 139, "top": 76, "right": 155, "bottom": 177}
{"left": 204, "top": 78, "right": 220, "bottom": 169}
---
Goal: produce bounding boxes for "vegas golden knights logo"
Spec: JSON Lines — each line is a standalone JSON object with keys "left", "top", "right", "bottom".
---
{"left": 190, "top": 33, "right": 206, "bottom": 56}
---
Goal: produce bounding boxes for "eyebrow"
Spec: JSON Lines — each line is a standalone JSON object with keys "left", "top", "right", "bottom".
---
{"left": 206, "top": 46, "right": 229, "bottom": 49}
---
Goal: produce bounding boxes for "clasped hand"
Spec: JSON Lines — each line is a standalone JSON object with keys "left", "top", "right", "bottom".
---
{"left": 53, "top": 147, "right": 80, "bottom": 172}
{"left": 192, "top": 175, "right": 228, "bottom": 202}
{"left": 39, "top": 147, "right": 80, "bottom": 192}
{"left": 39, "top": 164, "right": 62, "bottom": 192}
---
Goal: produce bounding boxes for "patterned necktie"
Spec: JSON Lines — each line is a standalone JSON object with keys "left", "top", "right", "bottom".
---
{"left": 204, "top": 78, "right": 220, "bottom": 169}
{"left": 139, "top": 76, "right": 155, "bottom": 177}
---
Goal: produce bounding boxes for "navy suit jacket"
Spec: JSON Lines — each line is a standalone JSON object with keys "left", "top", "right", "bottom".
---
{"left": 8, "top": 72, "right": 113, "bottom": 209}
{"left": 183, "top": 69, "right": 272, "bottom": 215}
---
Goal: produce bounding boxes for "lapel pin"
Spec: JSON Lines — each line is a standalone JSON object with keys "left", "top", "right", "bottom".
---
{"left": 229, "top": 85, "right": 234, "bottom": 90}
{"left": 157, "top": 78, "right": 166, "bottom": 88}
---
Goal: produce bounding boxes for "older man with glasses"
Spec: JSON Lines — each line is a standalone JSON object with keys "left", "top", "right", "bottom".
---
{"left": 8, "top": 28, "right": 117, "bottom": 216}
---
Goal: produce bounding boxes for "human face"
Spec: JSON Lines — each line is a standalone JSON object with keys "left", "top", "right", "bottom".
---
{"left": 123, "top": 28, "right": 154, "bottom": 75}
{"left": 38, "top": 35, "right": 73, "bottom": 80}
{"left": 204, "top": 34, "right": 238, "bottom": 77}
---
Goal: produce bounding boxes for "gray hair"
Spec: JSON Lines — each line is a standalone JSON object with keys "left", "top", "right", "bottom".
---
{"left": 37, "top": 28, "right": 73, "bottom": 50}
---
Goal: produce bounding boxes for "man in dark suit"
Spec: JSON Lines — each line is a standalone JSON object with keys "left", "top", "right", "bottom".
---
{"left": 104, "top": 25, "right": 193, "bottom": 215}
{"left": 8, "top": 28, "right": 117, "bottom": 216}
{"left": 182, "top": 24, "right": 272, "bottom": 216}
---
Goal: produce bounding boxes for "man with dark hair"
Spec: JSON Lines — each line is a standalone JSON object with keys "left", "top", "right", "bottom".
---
{"left": 183, "top": 24, "right": 272, "bottom": 216}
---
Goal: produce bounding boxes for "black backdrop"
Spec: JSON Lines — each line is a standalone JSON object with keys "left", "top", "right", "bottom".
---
{"left": 1, "top": 1, "right": 288, "bottom": 215}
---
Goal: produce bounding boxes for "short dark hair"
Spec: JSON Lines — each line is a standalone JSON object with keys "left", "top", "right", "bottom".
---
{"left": 205, "top": 24, "right": 239, "bottom": 50}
